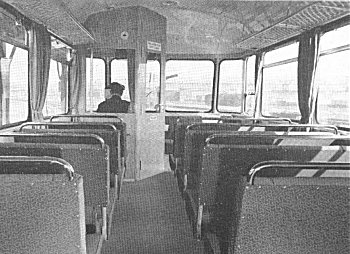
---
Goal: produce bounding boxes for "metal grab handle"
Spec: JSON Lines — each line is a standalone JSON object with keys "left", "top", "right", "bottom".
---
{"left": 19, "top": 122, "right": 118, "bottom": 132}
{"left": 238, "top": 123, "right": 337, "bottom": 134}
{"left": 0, "top": 133, "right": 106, "bottom": 148}
{"left": 0, "top": 156, "right": 75, "bottom": 181}
{"left": 50, "top": 114, "right": 123, "bottom": 123}
{"left": 249, "top": 160, "right": 350, "bottom": 185}
{"left": 223, "top": 117, "right": 293, "bottom": 124}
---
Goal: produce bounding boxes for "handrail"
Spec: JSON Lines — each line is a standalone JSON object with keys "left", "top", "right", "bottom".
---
{"left": 0, "top": 156, "right": 75, "bottom": 181}
{"left": 249, "top": 160, "right": 350, "bottom": 185}
{"left": 0, "top": 133, "right": 106, "bottom": 148}
{"left": 223, "top": 117, "right": 294, "bottom": 124}
{"left": 19, "top": 122, "right": 118, "bottom": 132}
{"left": 200, "top": 123, "right": 339, "bottom": 141}
{"left": 50, "top": 114, "right": 123, "bottom": 123}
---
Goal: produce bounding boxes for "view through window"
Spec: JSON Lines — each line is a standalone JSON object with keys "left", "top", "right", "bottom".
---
{"left": 165, "top": 60, "right": 214, "bottom": 112}
{"left": 217, "top": 60, "right": 243, "bottom": 113}
{"left": 262, "top": 42, "right": 299, "bottom": 119}
{"left": 316, "top": 25, "right": 350, "bottom": 126}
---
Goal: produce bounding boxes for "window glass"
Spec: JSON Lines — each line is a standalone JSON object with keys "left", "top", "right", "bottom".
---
{"left": 165, "top": 60, "right": 214, "bottom": 112}
{"left": 245, "top": 55, "right": 256, "bottom": 115}
{"left": 145, "top": 60, "right": 160, "bottom": 111}
{"left": 43, "top": 37, "right": 69, "bottom": 116}
{"left": 218, "top": 60, "right": 243, "bottom": 112}
{"left": 264, "top": 42, "right": 299, "bottom": 65}
{"left": 316, "top": 50, "right": 349, "bottom": 126}
{"left": 111, "top": 59, "right": 130, "bottom": 102}
{"left": 320, "top": 25, "right": 350, "bottom": 51}
{"left": 1, "top": 43, "right": 29, "bottom": 125}
{"left": 86, "top": 58, "right": 105, "bottom": 112}
{"left": 262, "top": 61, "right": 299, "bottom": 119}
{"left": 43, "top": 60, "right": 68, "bottom": 116}
{"left": 0, "top": 11, "right": 28, "bottom": 125}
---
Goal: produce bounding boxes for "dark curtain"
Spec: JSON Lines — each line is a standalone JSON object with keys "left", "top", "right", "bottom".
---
{"left": 69, "top": 47, "right": 86, "bottom": 114}
{"left": 29, "top": 23, "right": 51, "bottom": 121}
{"left": 297, "top": 30, "right": 320, "bottom": 123}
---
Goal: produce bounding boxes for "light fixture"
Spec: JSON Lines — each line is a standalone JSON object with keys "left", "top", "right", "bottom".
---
{"left": 161, "top": 0, "right": 179, "bottom": 7}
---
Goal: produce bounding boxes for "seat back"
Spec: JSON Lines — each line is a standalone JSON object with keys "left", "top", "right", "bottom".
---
{"left": 230, "top": 161, "right": 350, "bottom": 254}
{"left": 0, "top": 156, "right": 86, "bottom": 254}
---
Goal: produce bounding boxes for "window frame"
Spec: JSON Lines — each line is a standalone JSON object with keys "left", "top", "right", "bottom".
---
{"left": 314, "top": 23, "right": 350, "bottom": 127}
{"left": 260, "top": 40, "right": 300, "bottom": 119}
{"left": 0, "top": 41, "right": 30, "bottom": 128}
{"left": 85, "top": 56, "right": 107, "bottom": 112}
{"left": 164, "top": 58, "right": 216, "bottom": 113}
{"left": 216, "top": 58, "right": 245, "bottom": 114}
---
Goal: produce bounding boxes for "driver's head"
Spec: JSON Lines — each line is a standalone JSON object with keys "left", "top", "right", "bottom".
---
{"left": 107, "top": 82, "right": 125, "bottom": 96}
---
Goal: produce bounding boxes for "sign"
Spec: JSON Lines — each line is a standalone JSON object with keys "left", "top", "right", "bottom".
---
{"left": 147, "top": 41, "right": 161, "bottom": 52}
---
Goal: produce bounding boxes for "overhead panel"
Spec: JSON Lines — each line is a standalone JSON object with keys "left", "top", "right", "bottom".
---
{"left": 2, "top": 0, "right": 94, "bottom": 45}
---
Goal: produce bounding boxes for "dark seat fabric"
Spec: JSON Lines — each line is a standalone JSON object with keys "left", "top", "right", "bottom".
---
{"left": 230, "top": 173, "right": 350, "bottom": 254}
{"left": 199, "top": 144, "right": 350, "bottom": 252}
{"left": 182, "top": 130, "right": 350, "bottom": 225}
{"left": 0, "top": 158, "right": 86, "bottom": 254}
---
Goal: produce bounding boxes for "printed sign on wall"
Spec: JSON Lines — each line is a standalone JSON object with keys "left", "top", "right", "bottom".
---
{"left": 147, "top": 41, "right": 161, "bottom": 52}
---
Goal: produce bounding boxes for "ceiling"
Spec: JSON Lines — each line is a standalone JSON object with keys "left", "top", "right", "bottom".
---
{"left": 2, "top": 0, "right": 350, "bottom": 56}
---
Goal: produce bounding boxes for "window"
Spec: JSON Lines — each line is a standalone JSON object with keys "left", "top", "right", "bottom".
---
{"left": 43, "top": 37, "right": 69, "bottom": 116}
{"left": 315, "top": 25, "right": 350, "bottom": 126}
{"left": 165, "top": 60, "right": 214, "bottom": 112}
{"left": 145, "top": 59, "right": 160, "bottom": 111}
{"left": 0, "top": 10, "right": 28, "bottom": 125}
{"left": 245, "top": 55, "right": 256, "bottom": 116}
{"left": 218, "top": 60, "right": 243, "bottom": 113}
{"left": 262, "top": 42, "right": 300, "bottom": 119}
{"left": 110, "top": 59, "right": 130, "bottom": 102}
{"left": 86, "top": 58, "right": 105, "bottom": 112}
{"left": 5, "top": 44, "right": 29, "bottom": 124}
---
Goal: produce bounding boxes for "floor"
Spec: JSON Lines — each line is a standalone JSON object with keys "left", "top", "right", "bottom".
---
{"left": 101, "top": 171, "right": 205, "bottom": 254}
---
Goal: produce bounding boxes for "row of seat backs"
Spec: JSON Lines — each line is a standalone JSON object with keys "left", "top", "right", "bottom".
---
{"left": 19, "top": 123, "right": 121, "bottom": 176}
{"left": 199, "top": 143, "right": 350, "bottom": 253}
{"left": 229, "top": 161, "right": 350, "bottom": 254}
{"left": 0, "top": 133, "right": 110, "bottom": 208}
{"left": 173, "top": 117, "right": 338, "bottom": 159}
{"left": 177, "top": 123, "right": 342, "bottom": 193}
{"left": 50, "top": 114, "right": 127, "bottom": 158}
{"left": 0, "top": 156, "right": 87, "bottom": 254}
{"left": 21, "top": 121, "right": 126, "bottom": 157}
{"left": 182, "top": 131, "right": 349, "bottom": 223}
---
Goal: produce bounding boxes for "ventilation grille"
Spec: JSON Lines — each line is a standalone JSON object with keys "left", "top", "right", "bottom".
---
{"left": 6, "top": 0, "right": 94, "bottom": 45}
{"left": 236, "top": 1, "right": 350, "bottom": 52}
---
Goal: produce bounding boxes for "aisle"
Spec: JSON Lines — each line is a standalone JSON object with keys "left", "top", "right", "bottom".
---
{"left": 101, "top": 172, "right": 205, "bottom": 254}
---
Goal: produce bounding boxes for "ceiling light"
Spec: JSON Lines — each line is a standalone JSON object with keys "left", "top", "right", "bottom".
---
{"left": 161, "top": 1, "right": 179, "bottom": 7}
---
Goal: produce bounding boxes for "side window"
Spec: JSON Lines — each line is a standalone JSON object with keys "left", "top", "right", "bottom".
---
{"left": 261, "top": 42, "right": 299, "bottom": 119}
{"left": 245, "top": 55, "right": 256, "bottom": 116}
{"left": 110, "top": 59, "right": 130, "bottom": 102}
{"left": 217, "top": 60, "right": 243, "bottom": 113}
{"left": 315, "top": 25, "right": 350, "bottom": 127}
{"left": 43, "top": 37, "right": 69, "bottom": 116}
{"left": 4, "top": 44, "right": 29, "bottom": 124}
{"left": 0, "top": 10, "right": 28, "bottom": 125}
{"left": 165, "top": 60, "right": 214, "bottom": 112}
{"left": 86, "top": 58, "right": 105, "bottom": 112}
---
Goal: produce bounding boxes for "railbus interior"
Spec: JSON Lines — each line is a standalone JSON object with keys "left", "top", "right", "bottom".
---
{"left": 0, "top": 0, "right": 349, "bottom": 253}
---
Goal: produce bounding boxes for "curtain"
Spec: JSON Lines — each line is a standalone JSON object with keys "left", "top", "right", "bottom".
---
{"left": 297, "top": 30, "right": 320, "bottom": 124}
{"left": 127, "top": 49, "right": 135, "bottom": 113}
{"left": 29, "top": 23, "right": 51, "bottom": 121}
{"left": 69, "top": 47, "right": 86, "bottom": 114}
{"left": 253, "top": 53, "right": 264, "bottom": 118}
